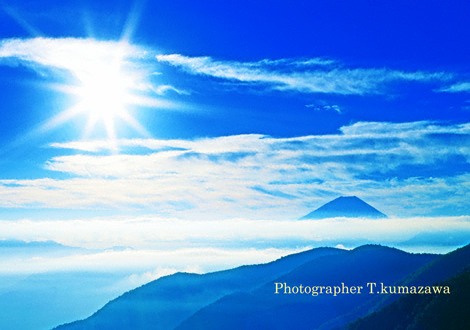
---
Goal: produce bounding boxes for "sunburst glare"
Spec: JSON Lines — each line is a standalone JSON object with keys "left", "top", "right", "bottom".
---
{"left": 0, "top": 0, "right": 178, "bottom": 152}
{"left": 40, "top": 40, "right": 162, "bottom": 151}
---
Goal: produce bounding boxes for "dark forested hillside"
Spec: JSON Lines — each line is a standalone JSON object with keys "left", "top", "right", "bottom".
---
{"left": 349, "top": 270, "right": 470, "bottom": 330}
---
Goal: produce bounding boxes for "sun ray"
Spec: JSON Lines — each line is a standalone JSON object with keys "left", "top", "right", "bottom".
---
{"left": 1, "top": 3, "right": 42, "bottom": 36}
{"left": 120, "top": 0, "right": 147, "bottom": 44}
{"left": 0, "top": 5, "right": 180, "bottom": 153}
{"left": 40, "top": 105, "right": 84, "bottom": 133}
{"left": 32, "top": 38, "right": 160, "bottom": 151}
{"left": 118, "top": 111, "right": 152, "bottom": 138}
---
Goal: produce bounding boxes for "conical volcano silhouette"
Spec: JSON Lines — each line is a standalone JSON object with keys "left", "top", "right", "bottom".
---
{"left": 301, "top": 196, "right": 387, "bottom": 219}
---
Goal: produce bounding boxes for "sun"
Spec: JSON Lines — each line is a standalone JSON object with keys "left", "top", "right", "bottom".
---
{"left": 77, "top": 63, "right": 130, "bottom": 133}
{"left": 1, "top": 3, "right": 174, "bottom": 151}
{"left": 41, "top": 39, "right": 159, "bottom": 151}
{"left": 68, "top": 51, "right": 144, "bottom": 143}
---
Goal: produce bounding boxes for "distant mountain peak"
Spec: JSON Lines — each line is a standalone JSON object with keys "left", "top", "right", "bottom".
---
{"left": 301, "top": 196, "right": 387, "bottom": 219}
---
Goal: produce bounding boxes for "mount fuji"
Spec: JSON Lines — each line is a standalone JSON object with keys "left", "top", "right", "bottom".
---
{"left": 301, "top": 196, "right": 387, "bottom": 219}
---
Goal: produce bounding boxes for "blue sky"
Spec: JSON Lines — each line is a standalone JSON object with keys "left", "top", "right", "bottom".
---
{"left": 0, "top": 0, "right": 469, "bottom": 222}
{"left": 0, "top": 1, "right": 469, "bottom": 222}
{"left": 0, "top": 2, "right": 469, "bottom": 328}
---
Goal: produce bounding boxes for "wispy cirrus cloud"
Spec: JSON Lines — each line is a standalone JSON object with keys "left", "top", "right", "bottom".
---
{"left": 0, "top": 121, "right": 467, "bottom": 219}
{"left": 0, "top": 37, "right": 145, "bottom": 76}
{"left": 0, "top": 37, "right": 179, "bottom": 109}
{"left": 305, "top": 103, "right": 342, "bottom": 114}
{"left": 0, "top": 37, "right": 183, "bottom": 145}
{"left": 151, "top": 84, "right": 190, "bottom": 96}
{"left": 0, "top": 38, "right": 458, "bottom": 100}
{"left": 156, "top": 54, "right": 450, "bottom": 95}
{"left": 438, "top": 81, "right": 470, "bottom": 93}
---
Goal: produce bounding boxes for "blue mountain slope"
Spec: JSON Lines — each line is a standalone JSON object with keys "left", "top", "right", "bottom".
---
{"left": 349, "top": 270, "right": 470, "bottom": 330}
{"left": 176, "top": 245, "right": 436, "bottom": 330}
{"left": 56, "top": 244, "right": 470, "bottom": 330}
{"left": 348, "top": 244, "right": 470, "bottom": 330}
{"left": 56, "top": 247, "right": 346, "bottom": 330}
{"left": 301, "top": 196, "right": 387, "bottom": 219}
{"left": 401, "top": 243, "right": 470, "bottom": 286}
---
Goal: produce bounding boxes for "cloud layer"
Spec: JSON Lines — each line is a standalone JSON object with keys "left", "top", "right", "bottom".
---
{"left": 0, "top": 38, "right": 468, "bottom": 220}
{"left": 0, "top": 38, "right": 453, "bottom": 97}
{"left": 0, "top": 37, "right": 144, "bottom": 70}
{"left": 0, "top": 121, "right": 468, "bottom": 219}
{"left": 156, "top": 54, "right": 450, "bottom": 95}
{"left": 0, "top": 215, "right": 468, "bottom": 275}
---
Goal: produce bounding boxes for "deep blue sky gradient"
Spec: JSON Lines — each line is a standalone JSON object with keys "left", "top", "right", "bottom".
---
{"left": 0, "top": 0, "right": 468, "bottom": 217}
{"left": 0, "top": 0, "right": 468, "bottom": 139}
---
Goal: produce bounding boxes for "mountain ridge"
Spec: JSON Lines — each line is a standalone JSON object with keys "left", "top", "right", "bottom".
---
{"left": 175, "top": 245, "right": 437, "bottom": 330}
{"left": 55, "top": 247, "right": 347, "bottom": 330}
{"left": 54, "top": 244, "right": 470, "bottom": 330}
{"left": 346, "top": 243, "right": 470, "bottom": 329}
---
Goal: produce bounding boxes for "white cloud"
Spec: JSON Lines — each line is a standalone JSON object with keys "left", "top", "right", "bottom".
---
{"left": 0, "top": 37, "right": 178, "bottom": 114}
{"left": 0, "top": 121, "right": 466, "bottom": 218}
{"left": 305, "top": 104, "right": 342, "bottom": 113}
{"left": 0, "top": 216, "right": 468, "bottom": 275}
{"left": 156, "top": 54, "right": 449, "bottom": 95}
{"left": 438, "top": 82, "right": 470, "bottom": 93}
{"left": 0, "top": 37, "right": 145, "bottom": 73}
{"left": 50, "top": 134, "right": 268, "bottom": 153}
{"left": 0, "top": 37, "right": 186, "bottom": 146}
{"left": 340, "top": 121, "right": 470, "bottom": 137}
{"left": 0, "top": 244, "right": 299, "bottom": 275}
{"left": 151, "top": 84, "right": 190, "bottom": 96}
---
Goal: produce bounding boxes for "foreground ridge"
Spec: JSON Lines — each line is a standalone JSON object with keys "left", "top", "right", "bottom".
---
{"left": 56, "top": 244, "right": 470, "bottom": 330}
